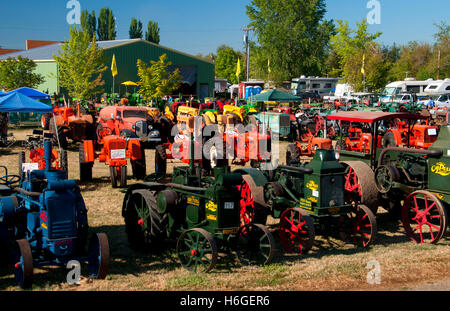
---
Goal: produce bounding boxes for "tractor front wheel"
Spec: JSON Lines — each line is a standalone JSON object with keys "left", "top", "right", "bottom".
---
{"left": 176, "top": 228, "right": 218, "bottom": 273}
{"left": 235, "top": 223, "right": 275, "bottom": 266}
{"left": 278, "top": 208, "right": 315, "bottom": 254}
{"left": 401, "top": 190, "right": 448, "bottom": 244}
{"left": 110, "top": 165, "right": 127, "bottom": 188}
{"left": 131, "top": 145, "right": 146, "bottom": 180}
{"left": 87, "top": 233, "right": 110, "bottom": 279}
{"left": 13, "top": 239, "right": 33, "bottom": 289}
{"left": 338, "top": 204, "right": 377, "bottom": 248}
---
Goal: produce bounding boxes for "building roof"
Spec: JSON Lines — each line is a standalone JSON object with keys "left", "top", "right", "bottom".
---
{"left": 0, "top": 39, "right": 213, "bottom": 64}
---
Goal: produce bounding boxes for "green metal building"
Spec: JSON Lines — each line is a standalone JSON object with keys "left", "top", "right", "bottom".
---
{"left": 0, "top": 39, "right": 215, "bottom": 99}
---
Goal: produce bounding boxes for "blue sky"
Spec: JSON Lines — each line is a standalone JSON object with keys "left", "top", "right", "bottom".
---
{"left": 0, "top": 0, "right": 448, "bottom": 56}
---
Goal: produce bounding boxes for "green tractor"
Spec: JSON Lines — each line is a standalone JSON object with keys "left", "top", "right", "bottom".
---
{"left": 374, "top": 125, "right": 450, "bottom": 244}
{"left": 235, "top": 149, "right": 377, "bottom": 254}
{"left": 121, "top": 121, "right": 276, "bottom": 272}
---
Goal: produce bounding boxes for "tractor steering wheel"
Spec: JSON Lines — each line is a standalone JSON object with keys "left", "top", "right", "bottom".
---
{"left": 0, "top": 174, "right": 21, "bottom": 187}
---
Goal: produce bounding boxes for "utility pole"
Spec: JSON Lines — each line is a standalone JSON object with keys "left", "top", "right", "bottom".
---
{"left": 241, "top": 27, "right": 253, "bottom": 82}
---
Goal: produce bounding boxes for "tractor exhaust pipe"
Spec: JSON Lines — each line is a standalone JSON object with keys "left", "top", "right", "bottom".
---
{"left": 44, "top": 139, "right": 52, "bottom": 171}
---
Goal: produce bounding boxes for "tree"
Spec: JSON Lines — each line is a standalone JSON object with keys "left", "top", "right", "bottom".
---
{"left": 81, "top": 10, "right": 96, "bottom": 39}
{"left": 136, "top": 54, "right": 181, "bottom": 101}
{"left": 145, "top": 21, "right": 160, "bottom": 44}
{"left": 330, "top": 19, "right": 384, "bottom": 91}
{"left": 431, "top": 21, "right": 450, "bottom": 79}
{"left": 246, "top": 0, "right": 335, "bottom": 84}
{"left": 97, "top": 8, "right": 116, "bottom": 41}
{"left": 389, "top": 41, "right": 433, "bottom": 81}
{"left": 53, "top": 27, "right": 107, "bottom": 100}
{"left": 0, "top": 56, "right": 44, "bottom": 91}
{"left": 129, "top": 18, "right": 143, "bottom": 39}
{"left": 214, "top": 45, "right": 244, "bottom": 84}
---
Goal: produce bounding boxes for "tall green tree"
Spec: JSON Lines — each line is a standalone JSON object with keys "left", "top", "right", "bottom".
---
{"left": 81, "top": 10, "right": 96, "bottom": 39}
{"left": 97, "top": 8, "right": 116, "bottom": 41}
{"left": 53, "top": 27, "right": 107, "bottom": 100}
{"left": 431, "top": 21, "right": 450, "bottom": 79}
{"left": 145, "top": 21, "right": 160, "bottom": 44}
{"left": 136, "top": 54, "right": 181, "bottom": 101}
{"left": 246, "top": 0, "right": 335, "bottom": 84}
{"left": 129, "top": 18, "right": 143, "bottom": 39}
{"left": 389, "top": 41, "right": 433, "bottom": 81}
{"left": 214, "top": 45, "right": 244, "bottom": 84}
{"left": 330, "top": 19, "right": 384, "bottom": 91}
{"left": 0, "top": 56, "right": 44, "bottom": 91}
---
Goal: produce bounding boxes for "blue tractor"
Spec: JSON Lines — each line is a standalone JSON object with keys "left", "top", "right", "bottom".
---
{"left": 0, "top": 139, "right": 109, "bottom": 288}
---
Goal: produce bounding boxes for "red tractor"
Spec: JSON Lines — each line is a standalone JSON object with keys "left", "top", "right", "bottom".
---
{"left": 19, "top": 130, "right": 68, "bottom": 177}
{"left": 43, "top": 102, "right": 95, "bottom": 149}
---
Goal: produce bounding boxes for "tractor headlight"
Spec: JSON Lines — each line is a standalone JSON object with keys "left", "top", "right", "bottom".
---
{"left": 148, "top": 125, "right": 153, "bottom": 131}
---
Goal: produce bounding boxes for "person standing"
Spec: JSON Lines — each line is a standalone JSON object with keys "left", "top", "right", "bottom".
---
{"left": 0, "top": 112, "right": 9, "bottom": 146}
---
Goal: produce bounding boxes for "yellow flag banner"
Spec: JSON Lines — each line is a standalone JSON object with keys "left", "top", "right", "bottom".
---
{"left": 361, "top": 54, "right": 366, "bottom": 76}
{"left": 111, "top": 54, "right": 118, "bottom": 77}
{"left": 268, "top": 59, "right": 271, "bottom": 73}
{"left": 236, "top": 58, "right": 241, "bottom": 79}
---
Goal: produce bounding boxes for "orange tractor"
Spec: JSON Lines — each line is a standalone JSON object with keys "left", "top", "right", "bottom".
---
{"left": 43, "top": 102, "right": 95, "bottom": 149}
{"left": 79, "top": 124, "right": 146, "bottom": 188}
{"left": 381, "top": 118, "right": 439, "bottom": 149}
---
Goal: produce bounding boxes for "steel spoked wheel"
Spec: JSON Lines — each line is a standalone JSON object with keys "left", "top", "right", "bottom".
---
{"left": 124, "top": 189, "right": 167, "bottom": 249}
{"left": 176, "top": 228, "right": 218, "bottom": 273}
{"left": 279, "top": 208, "right": 315, "bottom": 254}
{"left": 401, "top": 191, "right": 448, "bottom": 244}
{"left": 338, "top": 205, "right": 377, "bottom": 247}
{"left": 236, "top": 223, "right": 275, "bottom": 266}
{"left": 88, "top": 233, "right": 110, "bottom": 279}
{"left": 13, "top": 239, "right": 33, "bottom": 289}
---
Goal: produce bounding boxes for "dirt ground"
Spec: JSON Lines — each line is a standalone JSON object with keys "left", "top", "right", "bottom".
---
{"left": 0, "top": 128, "right": 449, "bottom": 291}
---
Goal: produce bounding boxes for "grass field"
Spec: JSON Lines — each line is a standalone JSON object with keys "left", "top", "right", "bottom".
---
{"left": 0, "top": 128, "right": 449, "bottom": 291}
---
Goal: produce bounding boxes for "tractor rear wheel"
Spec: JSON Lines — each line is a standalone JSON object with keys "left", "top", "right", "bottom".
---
{"left": 235, "top": 223, "right": 275, "bottom": 266}
{"left": 401, "top": 190, "right": 448, "bottom": 244}
{"left": 342, "top": 161, "right": 379, "bottom": 214}
{"left": 13, "top": 239, "right": 33, "bottom": 289}
{"left": 279, "top": 208, "right": 315, "bottom": 254}
{"left": 41, "top": 114, "right": 50, "bottom": 130}
{"left": 177, "top": 228, "right": 218, "bottom": 273}
{"left": 155, "top": 144, "right": 167, "bottom": 175}
{"left": 124, "top": 189, "right": 168, "bottom": 250}
{"left": 286, "top": 144, "right": 300, "bottom": 166}
{"left": 131, "top": 145, "right": 146, "bottom": 180}
{"left": 87, "top": 233, "right": 110, "bottom": 279}
{"left": 79, "top": 143, "right": 93, "bottom": 182}
{"left": 238, "top": 175, "right": 267, "bottom": 226}
{"left": 338, "top": 204, "right": 377, "bottom": 247}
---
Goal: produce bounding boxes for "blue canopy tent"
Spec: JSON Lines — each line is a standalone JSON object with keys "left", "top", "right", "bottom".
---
{"left": 0, "top": 88, "right": 52, "bottom": 126}
{"left": 0, "top": 91, "right": 6, "bottom": 96}
{"left": 0, "top": 92, "right": 53, "bottom": 113}
{"left": 2, "top": 87, "right": 50, "bottom": 100}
